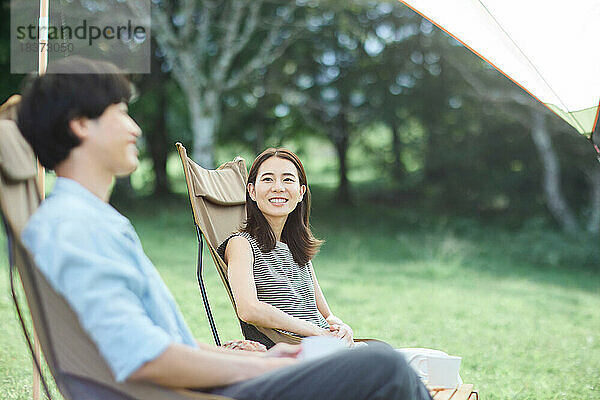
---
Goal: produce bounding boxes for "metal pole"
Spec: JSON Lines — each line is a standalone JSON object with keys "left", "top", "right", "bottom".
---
{"left": 34, "top": 1, "right": 49, "bottom": 399}
{"left": 195, "top": 226, "right": 221, "bottom": 346}
{"left": 38, "top": 0, "right": 49, "bottom": 78}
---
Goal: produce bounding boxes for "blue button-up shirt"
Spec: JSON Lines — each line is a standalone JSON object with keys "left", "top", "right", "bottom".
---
{"left": 22, "top": 178, "right": 197, "bottom": 382}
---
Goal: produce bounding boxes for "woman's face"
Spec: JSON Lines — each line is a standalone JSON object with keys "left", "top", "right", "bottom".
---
{"left": 248, "top": 156, "right": 306, "bottom": 222}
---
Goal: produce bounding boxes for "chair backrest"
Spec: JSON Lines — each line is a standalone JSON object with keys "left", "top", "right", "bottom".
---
{"left": 176, "top": 143, "right": 301, "bottom": 346}
{"left": 0, "top": 99, "right": 229, "bottom": 400}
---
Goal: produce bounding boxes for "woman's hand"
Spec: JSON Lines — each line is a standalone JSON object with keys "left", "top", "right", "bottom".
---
{"left": 325, "top": 314, "right": 354, "bottom": 346}
{"left": 328, "top": 323, "right": 354, "bottom": 346}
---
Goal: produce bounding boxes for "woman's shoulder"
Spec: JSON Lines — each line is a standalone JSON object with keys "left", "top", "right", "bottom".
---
{"left": 227, "top": 233, "right": 253, "bottom": 248}
{"left": 217, "top": 232, "right": 257, "bottom": 258}
{"left": 230, "top": 231, "right": 258, "bottom": 246}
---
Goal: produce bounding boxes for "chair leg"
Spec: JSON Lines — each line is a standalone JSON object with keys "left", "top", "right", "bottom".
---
{"left": 196, "top": 226, "right": 221, "bottom": 346}
{"left": 468, "top": 391, "right": 479, "bottom": 400}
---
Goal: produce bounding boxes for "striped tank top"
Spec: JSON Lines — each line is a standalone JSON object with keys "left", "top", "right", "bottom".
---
{"left": 218, "top": 232, "right": 329, "bottom": 333}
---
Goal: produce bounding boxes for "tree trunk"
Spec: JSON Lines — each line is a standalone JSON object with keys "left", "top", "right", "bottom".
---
{"left": 149, "top": 88, "right": 170, "bottom": 195}
{"left": 423, "top": 120, "right": 443, "bottom": 184}
{"left": 134, "top": 39, "right": 170, "bottom": 196}
{"left": 112, "top": 177, "right": 135, "bottom": 202}
{"left": 334, "top": 139, "right": 351, "bottom": 203}
{"left": 390, "top": 119, "right": 404, "bottom": 180}
{"left": 253, "top": 126, "right": 265, "bottom": 155}
{"left": 186, "top": 89, "right": 220, "bottom": 168}
{"left": 333, "top": 114, "right": 351, "bottom": 203}
{"left": 141, "top": 46, "right": 171, "bottom": 196}
{"left": 530, "top": 109, "right": 579, "bottom": 232}
{"left": 585, "top": 166, "right": 600, "bottom": 233}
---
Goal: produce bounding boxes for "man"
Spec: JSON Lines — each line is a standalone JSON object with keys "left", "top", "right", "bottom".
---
{"left": 18, "top": 57, "right": 431, "bottom": 400}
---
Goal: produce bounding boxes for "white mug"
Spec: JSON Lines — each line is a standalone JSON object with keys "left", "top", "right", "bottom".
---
{"left": 408, "top": 353, "right": 462, "bottom": 388}
{"left": 298, "top": 336, "right": 347, "bottom": 361}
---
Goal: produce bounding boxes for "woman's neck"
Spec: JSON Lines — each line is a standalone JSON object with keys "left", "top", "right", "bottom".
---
{"left": 265, "top": 215, "right": 287, "bottom": 242}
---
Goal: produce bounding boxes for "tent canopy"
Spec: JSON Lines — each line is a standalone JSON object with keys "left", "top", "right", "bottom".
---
{"left": 399, "top": 0, "right": 600, "bottom": 139}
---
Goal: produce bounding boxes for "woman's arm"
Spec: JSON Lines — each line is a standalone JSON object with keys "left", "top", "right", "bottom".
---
{"left": 310, "top": 262, "right": 334, "bottom": 321}
{"left": 225, "top": 236, "right": 331, "bottom": 337}
{"left": 310, "top": 264, "right": 354, "bottom": 344}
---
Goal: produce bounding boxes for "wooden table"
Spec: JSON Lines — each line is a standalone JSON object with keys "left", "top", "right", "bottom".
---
{"left": 430, "top": 384, "right": 478, "bottom": 400}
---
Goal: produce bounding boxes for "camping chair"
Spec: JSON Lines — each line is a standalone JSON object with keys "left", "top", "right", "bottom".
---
{"left": 176, "top": 143, "right": 302, "bottom": 348}
{"left": 177, "top": 143, "right": 479, "bottom": 400}
{"left": 0, "top": 98, "right": 230, "bottom": 400}
{"left": 176, "top": 143, "right": 418, "bottom": 348}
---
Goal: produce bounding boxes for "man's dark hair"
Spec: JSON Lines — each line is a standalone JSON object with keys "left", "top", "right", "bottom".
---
{"left": 17, "top": 57, "right": 132, "bottom": 169}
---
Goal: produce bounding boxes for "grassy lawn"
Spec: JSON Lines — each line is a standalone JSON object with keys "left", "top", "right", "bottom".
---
{"left": 1, "top": 190, "right": 599, "bottom": 399}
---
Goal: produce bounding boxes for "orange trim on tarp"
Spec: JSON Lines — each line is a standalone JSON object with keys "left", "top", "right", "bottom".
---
{"left": 397, "top": 0, "right": 599, "bottom": 137}
{"left": 592, "top": 99, "right": 600, "bottom": 142}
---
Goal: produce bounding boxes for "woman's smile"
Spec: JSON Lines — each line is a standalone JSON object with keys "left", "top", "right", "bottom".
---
{"left": 269, "top": 197, "right": 289, "bottom": 205}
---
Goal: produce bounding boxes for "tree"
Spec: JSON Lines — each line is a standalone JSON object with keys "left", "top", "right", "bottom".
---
{"left": 151, "top": 0, "right": 304, "bottom": 167}
{"left": 131, "top": 39, "right": 173, "bottom": 196}
{"left": 266, "top": 2, "right": 380, "bottom": 202}
{"left": 358, "top": 2, "right": 429, "bottom": 181}
{"left": 529, "top": 108, "right": 578, "bottom": 232}
{"left": 219, "top": 81, "right": 290, "bottom": 156}
{"left": 444, "top": 46, "right": 598, "bottom": 232}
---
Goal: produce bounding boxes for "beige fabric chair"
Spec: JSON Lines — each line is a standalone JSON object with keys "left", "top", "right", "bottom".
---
{"left": 0, "top": 98, "right": 230, "bottom": 400}
{"left": 176, "top": 143, "right": 301, "bottom": 347}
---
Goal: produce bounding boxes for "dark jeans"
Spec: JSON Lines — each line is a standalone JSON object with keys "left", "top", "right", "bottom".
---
{"left": 209, "top": 342, "right": 432, "bottom": 400}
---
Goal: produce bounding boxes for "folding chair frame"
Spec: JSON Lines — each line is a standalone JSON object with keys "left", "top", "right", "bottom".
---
{"left": 176, "top": 143, "right": 302, "bottom": 348}
{"left": 194, "top": 224, "right": 221, "bottom": 346}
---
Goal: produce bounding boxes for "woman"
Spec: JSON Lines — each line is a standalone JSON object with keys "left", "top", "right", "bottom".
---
{"left": 217, "top": 147, "right": 354, "bottom": 346}
{"left": 218, "top": 148, "right": 462, "bottom": 386}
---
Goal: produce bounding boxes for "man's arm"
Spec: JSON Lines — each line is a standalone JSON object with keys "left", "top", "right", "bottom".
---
{"left": 129, "top": 343, "right": 298, "bottom": 388}
{"left": 24, "top": 215, "right": 302, "bottom": 388}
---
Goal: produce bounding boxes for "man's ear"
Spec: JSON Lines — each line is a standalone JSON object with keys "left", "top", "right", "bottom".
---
{"left": 68, "top": 117, "right": 90, "bottom": 140}
{"left": 247, "top": 183, "right": 256, "bottom": 201}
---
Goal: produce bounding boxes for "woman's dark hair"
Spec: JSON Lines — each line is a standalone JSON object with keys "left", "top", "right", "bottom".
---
{"left": 17, "top": 57, "right": 132, "bottom": 169}
{"left": 243, "top": 148, "right": 323, "bottom": 266}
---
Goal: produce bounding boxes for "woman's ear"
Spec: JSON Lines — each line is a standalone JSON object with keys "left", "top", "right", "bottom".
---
{"left": 299, "top": 184, "right": 306, "bottom": 201}
{"left": 68, "top": 117, "right": 89, "bottom": 140}
{"left": 247, "top": 182, "right": 256, "bottom": 201}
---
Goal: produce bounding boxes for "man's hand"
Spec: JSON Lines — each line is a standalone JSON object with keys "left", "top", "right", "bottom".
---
{"left": 264, "top": 342, "right": 302, "bottom": 359}
{"left": 221, "top": 339, "right": 267, "bottom": 352}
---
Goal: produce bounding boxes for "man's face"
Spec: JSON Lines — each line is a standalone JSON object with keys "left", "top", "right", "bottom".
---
{"left": 85, "top": 102, "right": 141, "bottom": 177}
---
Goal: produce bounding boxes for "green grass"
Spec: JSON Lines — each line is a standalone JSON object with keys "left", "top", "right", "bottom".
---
{"left": 1, "top": 191, "right": 599, "bottom": 400}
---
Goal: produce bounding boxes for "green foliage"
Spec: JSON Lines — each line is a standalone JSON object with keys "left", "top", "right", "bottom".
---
{"left": 1, "top": 0, "right": 597, "bottom": 227}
